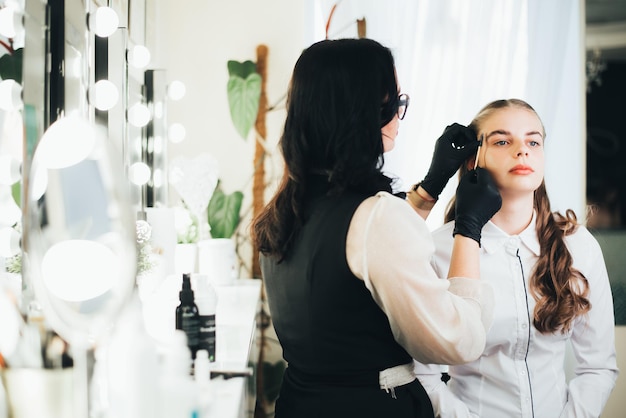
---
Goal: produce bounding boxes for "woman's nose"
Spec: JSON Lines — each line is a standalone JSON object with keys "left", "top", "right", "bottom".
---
{"left": 515, "top": 145, "right": 529, "bottom": 157}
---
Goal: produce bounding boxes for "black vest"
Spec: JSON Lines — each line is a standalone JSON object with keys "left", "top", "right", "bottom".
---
{"left": 261, "top": 188, "right": 412, "bottom": 379}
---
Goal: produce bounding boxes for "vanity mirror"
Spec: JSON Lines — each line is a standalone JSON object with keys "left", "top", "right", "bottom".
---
{"left": 11, "top": 1, "right": 140, "bottom": 417}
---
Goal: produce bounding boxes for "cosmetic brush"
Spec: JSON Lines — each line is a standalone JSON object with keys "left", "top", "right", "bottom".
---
{"left": 473, "top": 134, "right": 484, "bottom": 170}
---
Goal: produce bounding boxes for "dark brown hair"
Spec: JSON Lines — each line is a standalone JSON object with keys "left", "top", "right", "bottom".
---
{"left": 251, "top": 39, "right": 398, "bottom": 261}
{"left": 445, "top": 99, "right": 590, "bottom": 333}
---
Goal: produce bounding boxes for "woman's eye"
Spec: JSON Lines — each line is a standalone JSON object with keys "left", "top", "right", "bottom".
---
{"left": 494, "top": 140, "right": 508, "bottom": 146}
{"left": 529, "top": 140, "right": 541, "bottom": 147}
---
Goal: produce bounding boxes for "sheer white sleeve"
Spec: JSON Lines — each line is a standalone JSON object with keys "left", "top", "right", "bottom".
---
{"left": 346, "top": 192, "right": 494, "bottom": 364}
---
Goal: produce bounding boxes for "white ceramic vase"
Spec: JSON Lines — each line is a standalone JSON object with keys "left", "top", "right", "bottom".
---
{"left": 197, "top": 238, "right": 236, "bottom": 285}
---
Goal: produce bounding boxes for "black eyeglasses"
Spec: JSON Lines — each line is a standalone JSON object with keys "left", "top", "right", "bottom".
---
{"left": 381, "top": 93, "right": 410, "bottom": 126}
{"left": 397, "top": 93, "right": 410, "bottom": 120}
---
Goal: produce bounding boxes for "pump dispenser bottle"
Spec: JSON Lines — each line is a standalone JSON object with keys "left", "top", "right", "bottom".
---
{"left": 176, "top": 273, "right": 200, "bottom": 358}
{"left": 192, "top": 274, "right": 217, "bottom": 362}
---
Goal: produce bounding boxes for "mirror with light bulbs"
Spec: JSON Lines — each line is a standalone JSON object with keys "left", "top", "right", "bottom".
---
{"left": 1, "top": 4, "right": 142, "bottom": 416}
{"left": 0, "top": 0, "right": 189, "bottom": 329}
{"left": 0, "top": 0, "right": 31, "bottom": 274}
{"left": 20, "top": 0, "right": 141, "bottom": 346}
{"left": 144, "top": 69, "right": 168, "bottom": 207}
{"left": 0, "top": 0, "right": 151, "bottom": 350}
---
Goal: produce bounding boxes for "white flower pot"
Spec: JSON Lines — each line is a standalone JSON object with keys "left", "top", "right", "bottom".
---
{"left": 197, "top": 238, "right": 236, "bottom": 285}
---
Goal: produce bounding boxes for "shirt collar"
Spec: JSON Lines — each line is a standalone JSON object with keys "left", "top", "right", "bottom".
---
{"left": 481, "top": 212, "right": 541, "bottom": 256}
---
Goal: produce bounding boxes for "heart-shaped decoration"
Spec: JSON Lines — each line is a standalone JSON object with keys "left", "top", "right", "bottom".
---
{"left": 169, "top": 153, "right": 219, "bottom": 218}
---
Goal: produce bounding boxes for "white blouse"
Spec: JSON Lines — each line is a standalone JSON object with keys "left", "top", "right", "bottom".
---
{"left": 415, "top": 216, "right": 619, "bottom": 417}
{"left": 346, "top": 191, "right": 494, "bottom": 365}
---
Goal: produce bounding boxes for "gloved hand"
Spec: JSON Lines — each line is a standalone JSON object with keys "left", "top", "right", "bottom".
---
{"left": 453, "top": 167, "right": 502, "bottom": 245}
{"left": 420, "top": 123, "right": 479, "bottom": 200}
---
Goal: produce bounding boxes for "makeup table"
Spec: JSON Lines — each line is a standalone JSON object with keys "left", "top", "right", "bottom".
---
{"left": 142, "top": 276, "right": 262, "bottom": 418}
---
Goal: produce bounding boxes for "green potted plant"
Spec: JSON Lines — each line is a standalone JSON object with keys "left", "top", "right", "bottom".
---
{"left": 207, "top": 181, "right": 244, "bottom": 239}
{"left": 190, "top": 183, "right": 243, "bottom": 284}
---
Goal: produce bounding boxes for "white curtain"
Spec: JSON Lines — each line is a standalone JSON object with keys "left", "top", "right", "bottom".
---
{"left": 310, "top": 0, "right": 584, "bottom": 228}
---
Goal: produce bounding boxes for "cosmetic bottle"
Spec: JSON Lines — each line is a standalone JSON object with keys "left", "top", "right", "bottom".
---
{"left": 176, "top": 273, "right": 200, "bottom": 358}
{"left": 104, "top": 293, "right": 158, "bottom": 418}
{"left": 158, "top": 330, "right": 198, "bottom": 418}
{"left": 192, "top": 274, "right": 217, "bottom": 362}
{"left": 194, "top": 349, "right": 214, "bottom": 417}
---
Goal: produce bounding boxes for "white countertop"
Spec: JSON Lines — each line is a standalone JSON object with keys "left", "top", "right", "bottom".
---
{"left": 141, "top": 276, "right": 262, "bottom": 418}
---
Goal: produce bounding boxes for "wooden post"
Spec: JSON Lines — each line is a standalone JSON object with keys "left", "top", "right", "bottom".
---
{"left": 253, "top": 45, "right": 268, "bottom": 279}
{"left": 253, "top": 44, "right": 269, "bottom": 417}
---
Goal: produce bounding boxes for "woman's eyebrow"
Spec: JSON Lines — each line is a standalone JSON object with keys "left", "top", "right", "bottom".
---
{"left": 485, "top": 129, "right": 544, "bottom": 139}
{"left": 485, "top": 130, "right": 509, "bottom": 139}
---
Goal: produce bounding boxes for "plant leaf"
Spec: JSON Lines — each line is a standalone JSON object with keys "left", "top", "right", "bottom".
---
{"left": 227, "top": 73, "right": 261, "bottom": 139}
{"left": 227, "top": 60, "right": 257, "bottom": 79}
{"left": 207, "top": 188, "right": 244, "bottom": 239}
{"left": 0, "top": 48, "right": 23, "bottom": 84}
{"left": 262, "top": 361, "right": 286, "bottom": 403}
{"left": 11, "top": 182, "right": 20, "bottom": 208}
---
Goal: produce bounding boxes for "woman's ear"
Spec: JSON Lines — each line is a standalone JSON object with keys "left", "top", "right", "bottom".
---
{"left": 466, "top": 157, "right": 476, "bottom": 171}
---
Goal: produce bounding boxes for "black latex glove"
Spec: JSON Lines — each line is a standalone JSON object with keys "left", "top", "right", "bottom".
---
{"left": 453, "top": 167, "right": 502, "bottom": 245}
{"left": 420, "top": 123, "right": 479, "bottom": 200}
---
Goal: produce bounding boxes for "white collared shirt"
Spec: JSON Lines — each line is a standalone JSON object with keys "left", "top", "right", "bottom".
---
{"left": 416, "top": 215, "right": 619, "bottom": 417}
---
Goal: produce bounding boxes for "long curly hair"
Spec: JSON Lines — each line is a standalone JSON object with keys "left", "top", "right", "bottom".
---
{"left": 445, "top": 99, "right": 590, "bottom": 333}
{"left": 252, "top": 38, "right": 399, "bottom": 261}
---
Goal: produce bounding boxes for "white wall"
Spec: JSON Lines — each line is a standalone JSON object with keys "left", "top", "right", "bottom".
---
{"left": 149, "top": 0, "right": 307, "bottom": 275}
{"left": 153, "top": 0, "right": 306, "bottom": 206}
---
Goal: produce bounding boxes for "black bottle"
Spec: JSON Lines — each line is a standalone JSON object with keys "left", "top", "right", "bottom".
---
{"left": 175, "top": 273, "right": 200, "bottom": 359}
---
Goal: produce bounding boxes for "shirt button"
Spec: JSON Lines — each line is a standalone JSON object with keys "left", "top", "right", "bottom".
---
{"left": 522, "top": 324, "right": 528, "bottom": 329}
{"left": 521, "top": 370, "right": 526, "bottom": 376}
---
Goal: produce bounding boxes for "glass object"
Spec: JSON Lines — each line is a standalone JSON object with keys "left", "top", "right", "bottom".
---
{"left": 25, "top": 116, "right": 137, "bottom": 418}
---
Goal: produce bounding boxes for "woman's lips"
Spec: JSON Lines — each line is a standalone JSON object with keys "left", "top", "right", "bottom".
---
{"left": 509, "top": 164, "right": 534, "bottom": 175}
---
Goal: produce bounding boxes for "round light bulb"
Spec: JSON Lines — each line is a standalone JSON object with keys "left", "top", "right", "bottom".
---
{"left": 0, "top": 186, "right": 21, "bottom": 227}
{"left": 92, "top": 7, "right": 119, "bottom": 38}
{"left": 0, "top": 5, "right": 21, "bottom": 38}
{"left": 129, "top": 162, "right": 151, "bottom": 185}
{"left": 128, "top": 45, "right": 151, "bottom": 69}
{"left": 168, "top": 123, "right": 186, "bottom": 143}
{"left": 167, "top": 80, "right": 186, "bottom": 101}
{"left": 0, "top": 155, "right": 21, "bottom": 185}
{"left": 0, "top": 226, "right": 20, "bottom": 257}
{"left": 152, "top": 169, "right": 163, "bottom": 188}
{"left": 91, "top": 79, "right": 119, "bottom": 111}
{"left": 0, "top": 79, "right": 23, "bottom": 111}
{"left": 36, "top": 116, "right": 97, "bottom": 169}
{"left": 153, "top": 136, "right": 164, "bottom": 154}
{"left": 42, "top": 240, "right": 120, "bottom": 302}
{"left": 132, "top": 136, "right": 143, "bottom": 155}
{"left": 28, "top": 160, "right": 48, "bottom": 201}
{"left": 127, "top": 103, "right": 151, "bottom": 127}
{"left": 153, "top": 101, "right": 164, "bottom": 119}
